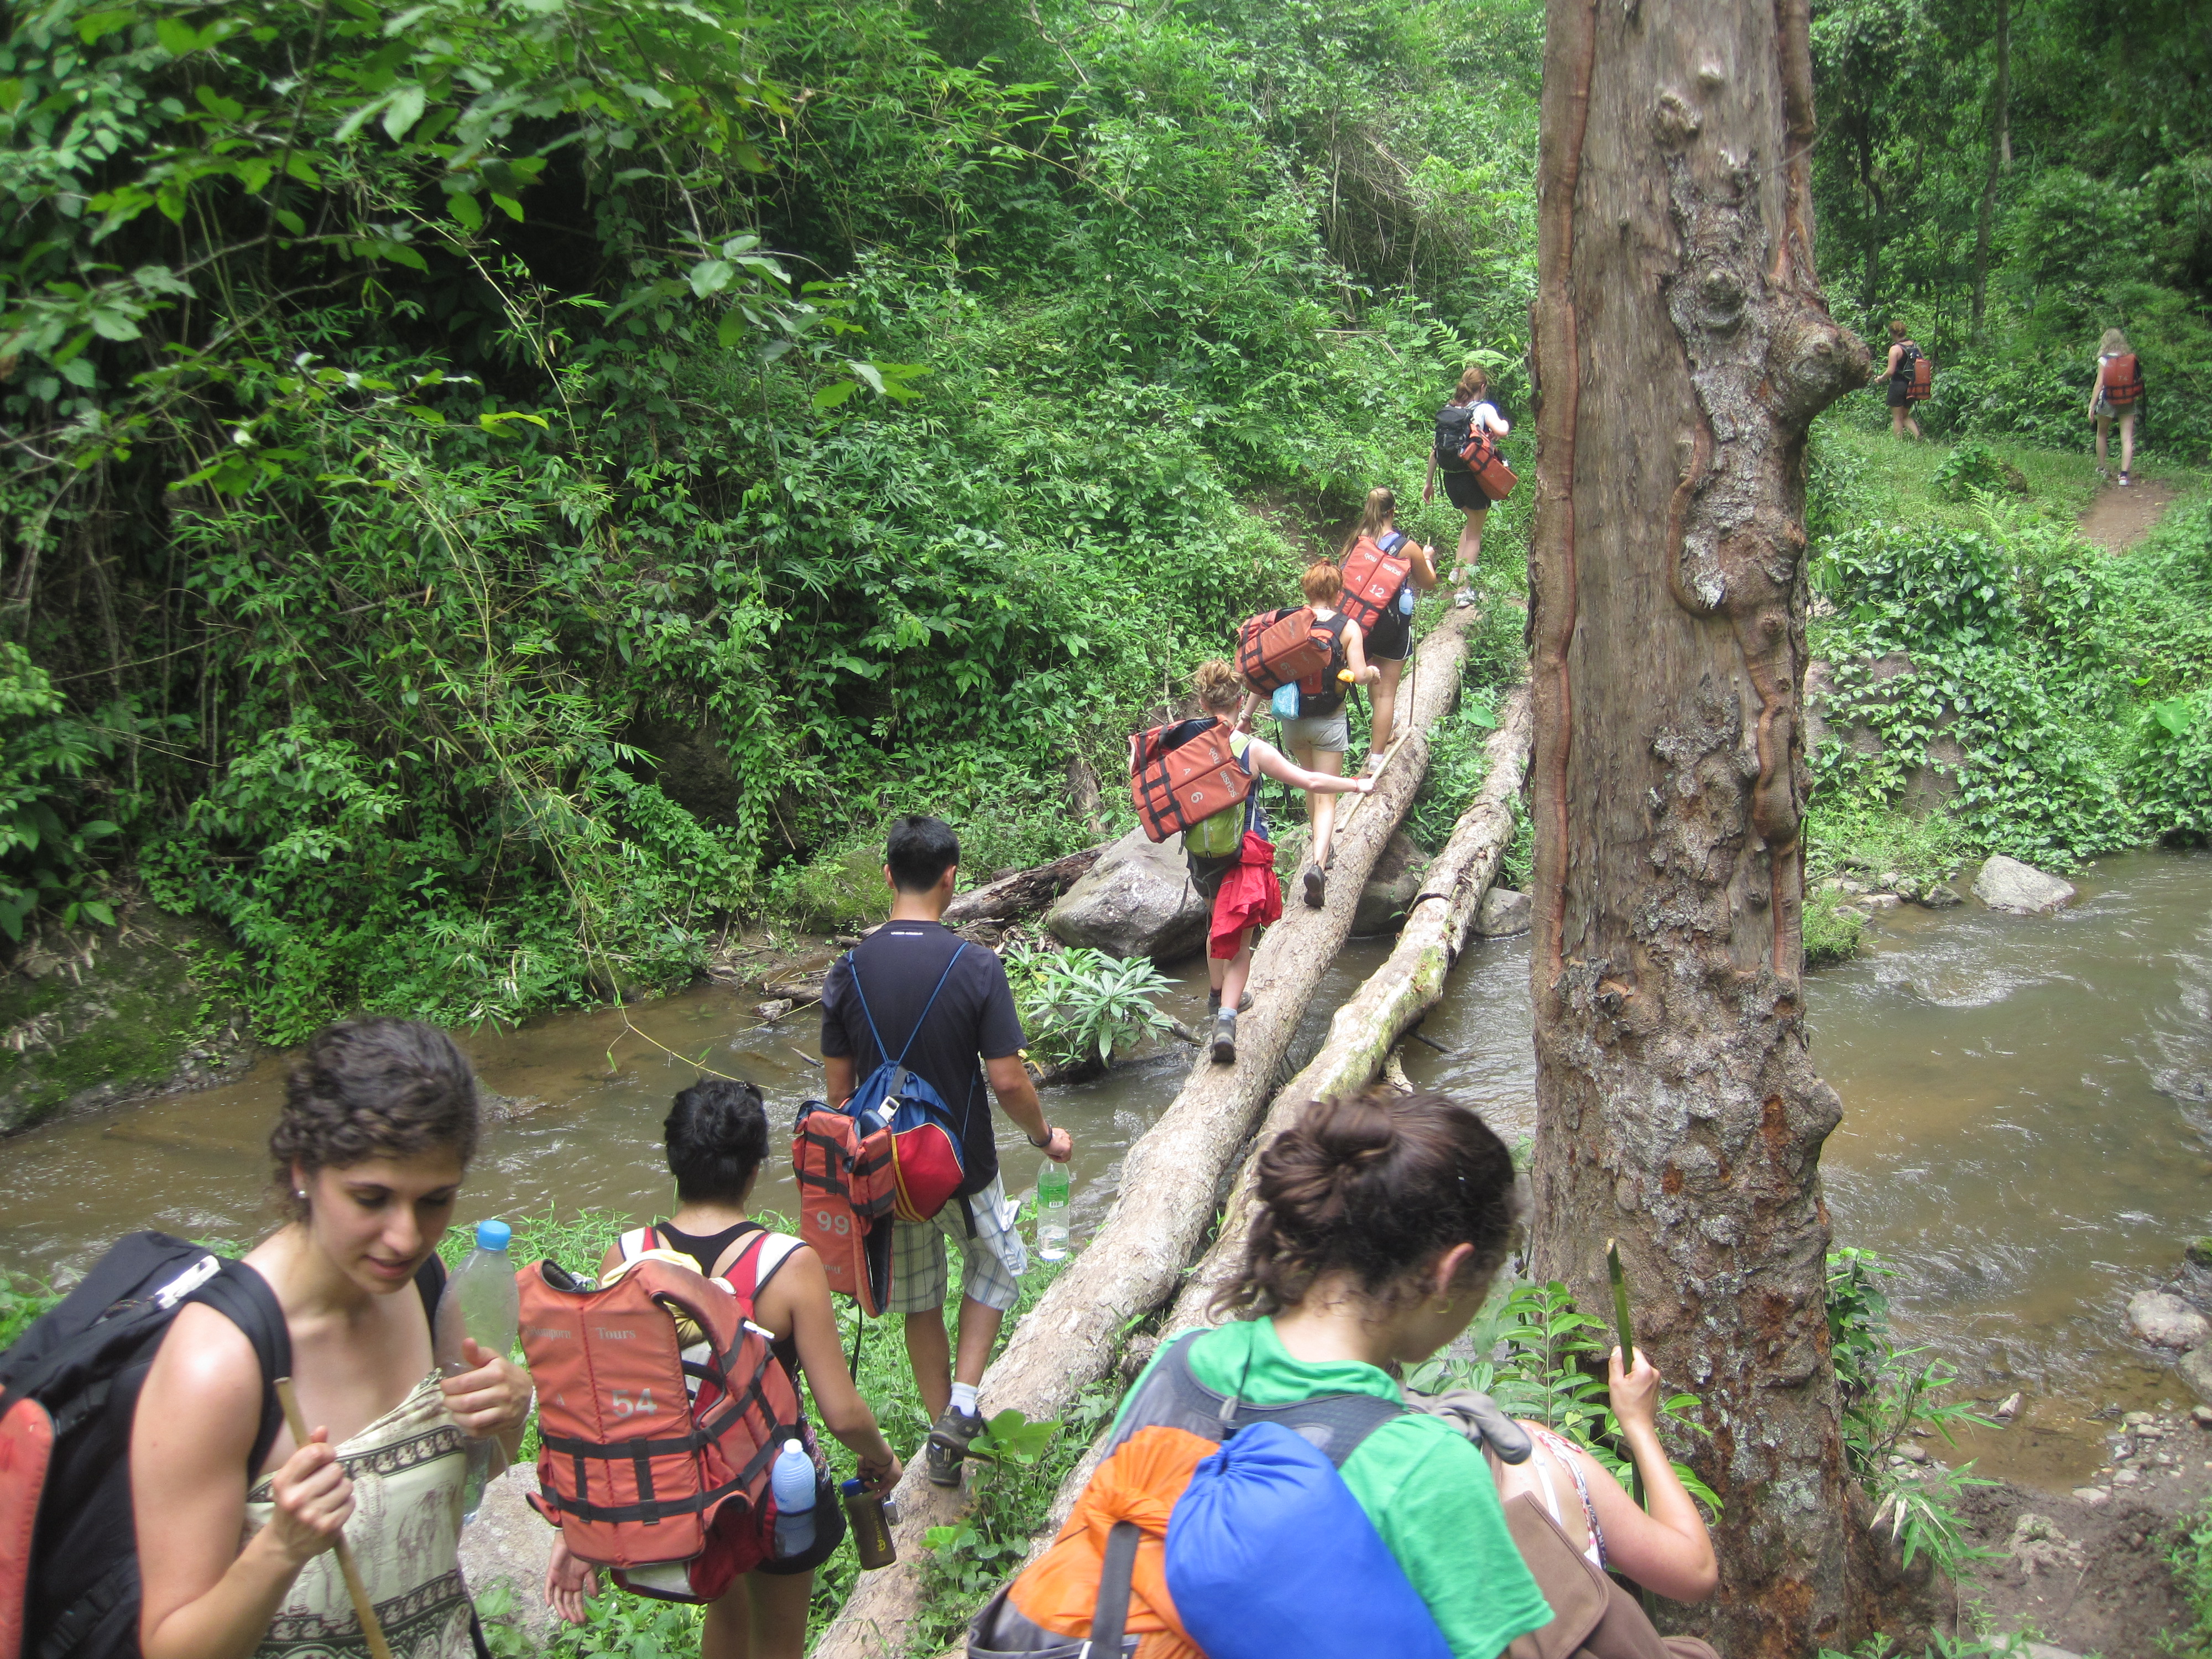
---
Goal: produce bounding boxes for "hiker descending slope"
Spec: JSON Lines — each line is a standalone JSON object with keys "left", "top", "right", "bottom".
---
{"left": 819, "top": 815, "right": 1071, "bottom": 1489}
{"left": 131, "top": 1020, "right": 531, "bottom": 1659}
{"left": 544, "top": 1078, "right": 902, "bottom": 1659}
{"left": 1174, "top": 660, "right": 1372, "bottom": 1065}
{"left": 969, "top": 1088, "right": 1551, "bottom": 1659}
{"left": 1333, "top": 487, "right": 1439, "bottom": 761}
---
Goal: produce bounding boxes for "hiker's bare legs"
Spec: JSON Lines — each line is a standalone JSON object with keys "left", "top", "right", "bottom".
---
{"left": 2096, "top": 411, "right": 2111, "bottom": 469}
{"left": 2121, "top": 408, "right": 2135, "bottom": 475}
{"left": 1208, "top": 950, "right": 1228, "bottom": 994}
{"left": 905, "top": 1296, "right": 1003, "bottom": 1424}
{"left": 1457, "top": 507, "right": 1483, "bottom": 570}
{"left": 1296, "top": 742, "right": 1344, "bottom": 868}
{"left": 1219, "top": 929, "right": 1258, "bottom": 1010}
{"left": 1369, "top": 658, "right": 1405, "bottom": 755}
{"left": 1890, "top": 404, "right": 1921, "bottom": 441}
{"left": 702, "top": 1571, "right": 812, "bottom": 1659}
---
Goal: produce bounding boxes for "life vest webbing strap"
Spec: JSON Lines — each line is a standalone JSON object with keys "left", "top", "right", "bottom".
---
{"left": 536, "top": 1469, "right": 752, "bottom": 1526}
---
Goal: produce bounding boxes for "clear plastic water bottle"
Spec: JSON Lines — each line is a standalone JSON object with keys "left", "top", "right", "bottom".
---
{"left": 1037, "top": 1159, "right": 1071, "bottom": 1261}
{"left": 433, "top": 1219, "right": 520, "bottom": 1524}
{"left": 772, "top": 1439, "right": 817, "bottom": 1557}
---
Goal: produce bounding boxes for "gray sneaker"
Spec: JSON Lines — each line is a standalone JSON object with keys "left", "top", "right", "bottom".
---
{"left": 1302, "top": 862, "right": 1326, "bottom": 909}
{"left": 1205, "top": 990, "right": 1254, "bottom": 1014}
{"left": 1211, "top": 1009, "right": 1238, "bottom": 1065}
{"left": 925, "top": 1406, "right": 986, "bottom": 1487}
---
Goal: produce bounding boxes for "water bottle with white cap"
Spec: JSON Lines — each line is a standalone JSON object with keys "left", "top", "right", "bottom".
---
{"left": 772, "top": 1438, "right": 817, "bottom": 1557}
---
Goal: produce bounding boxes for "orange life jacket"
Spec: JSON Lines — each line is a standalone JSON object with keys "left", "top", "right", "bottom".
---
{"left": 2102, "top": 352, "right": 2142, "bottom": 406}
{"left": 1907, "top": 349, "right": 1934, "bottom": 400}
{"left": 520, "top": 1253, "right": 804, "bottom": 1598}
{"left": 1462, "top": 427, "right": 1520, "bottom": 500}
{"left": 1336, "top": 532, "right": 1414, "bottom": 635}
{"left": 1130, "top": 719, "right": 1254, "bottom": 843}
{"left": 792, "top": 1102, "right": 896, "bottom": 1316}
{"left": 1237, "top": 606, "right": 1337, "bottom": 692}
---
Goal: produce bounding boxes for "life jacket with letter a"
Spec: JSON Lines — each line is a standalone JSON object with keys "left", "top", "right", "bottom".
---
{"left": 1131, "top": 718, "right": 1255, "bottom": 843}
{"left": 2102, "top": 352, "right": 2143, "bottom": 407}
{"left": 1236, "top": 606, "right": 1337, "bottom": 693}
{"left": 968, "top": 1332, "right": 1453, "bottom": 1659}
{"left": 521, "top": 1252, "right": 805, "bottom": 1601}
{"left": 1336, "top": 530, "right": 1414, "bottom": 635}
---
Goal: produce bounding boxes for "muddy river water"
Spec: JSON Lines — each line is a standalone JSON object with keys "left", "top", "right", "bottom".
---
{"left": 6, "top": 848, "right": 2210, "bottom": 1487}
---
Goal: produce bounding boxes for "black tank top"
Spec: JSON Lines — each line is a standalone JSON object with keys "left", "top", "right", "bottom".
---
{"left": 651, "top": 1219, "right": 804, "bottom": 1381}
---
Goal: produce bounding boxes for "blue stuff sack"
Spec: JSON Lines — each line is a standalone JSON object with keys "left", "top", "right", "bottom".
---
{"left": 1164, "top": 1420, "right": 1451, "bottom": 1659}
{"left": 1271, "top": 681, "right": 1301, "bottom": 719}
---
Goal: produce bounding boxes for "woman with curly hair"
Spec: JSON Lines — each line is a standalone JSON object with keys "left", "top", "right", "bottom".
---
{"left": 132, "top": 1019, "right": 531, "bottom": 1659}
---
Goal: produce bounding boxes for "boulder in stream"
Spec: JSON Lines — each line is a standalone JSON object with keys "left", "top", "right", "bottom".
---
{"left": 1352, "top": 831, "right": 1428, "bottom": 937}
{"left": 458, "top": 1463, "right": 557, "bottom": 1642}
{"left": 1971, "top": 855, "right": 2076, "bottom": 915}
{"left": 2179, "top": 1344, "right": 2212, "bottom": 1407}
{"left": 1046, "top": 827, "right": 1211, "bottom": 962}
{"left": 1477, "top": 886, "right": 1532, "bottom": 937}
{"left": 2128, "top": 1290, "right": 2210, "bottom": 1349}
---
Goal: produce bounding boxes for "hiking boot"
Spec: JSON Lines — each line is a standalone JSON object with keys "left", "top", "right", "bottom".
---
{"left": 925, "top": 1406, "right": 987, "bottom": 1487}
{"left": 1206, "top": 990, "right": 1253, "bottom": 1014}
{"left": 1302, "top": 862, "right": 1326, "bottom": 909}
{"left": 1211, "top": 1009, "right": 1238, "bottom": 1065}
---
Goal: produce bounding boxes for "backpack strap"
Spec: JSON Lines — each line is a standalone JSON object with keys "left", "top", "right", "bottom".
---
{"left": 618, "top": 1226, "right": 657, "bottom": 1262}
{"left": 849, "top": 943, "right": 967, "bottom": 1071}
{"left": 1107, "top": 1330, "right": 1407, "bottom": 1469}
{"left": 186, "top": 1261, "right": 293, "bottom": 1477}
{"left": 1086, "top": 1520, "right": 1142, "bottom": 1659}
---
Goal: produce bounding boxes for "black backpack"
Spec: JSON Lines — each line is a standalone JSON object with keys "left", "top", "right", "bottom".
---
{"left": 0, "top": 1232, "right": 445, "bottom": 1659}
{"left": 1894, "top": 341, "right": 1919, "bottom": 382}
{"left": 1433, "top": 401, "right": 1478, "bottom": 471}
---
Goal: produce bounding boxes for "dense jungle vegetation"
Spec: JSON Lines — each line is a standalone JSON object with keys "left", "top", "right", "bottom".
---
{"left": 0, "top": 0, "right": 2205, "bottom": 1036}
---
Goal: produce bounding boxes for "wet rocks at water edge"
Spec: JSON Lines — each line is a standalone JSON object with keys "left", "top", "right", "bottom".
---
{"left": 1971, "top": 854, "right": 2077, "bottom": 915}
{"left": 458, "top": 1464, "right": 557, "bottom": 1642}
{"left": 2128, "top": 1290, "right": 2211, "bottom": 1349}
{"left": 1475, "top": 886, "right": 1531, "bottom": 937}
{"left": 1045, "top": 827, "right": 1211, "bottom": 961}
{"left": 2179, "top": 1344, "right": 2212, "bottom": 1406}
{"left": 1352, "top": 831, "right": 1429, "bottom": 937}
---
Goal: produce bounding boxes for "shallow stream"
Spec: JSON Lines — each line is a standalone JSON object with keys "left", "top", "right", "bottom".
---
{"left": 6, "top": 850, "right": 2210, "bottom": 1488}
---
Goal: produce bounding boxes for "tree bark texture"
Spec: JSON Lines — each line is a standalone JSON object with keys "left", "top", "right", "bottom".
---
{"left": 1970, "top": 0, "right": 2010, "bottom": 335}
{"left": 807, "top": 607, "right": 1474, "bottom": 1659}
{"left": 1525, "top": 0, "right": 1871, "bottom": 1652}
{"left": 1027, "top": 684, "right": 1532, "bottom": 1554}
{"left": 942, "top": 847, "right": 1104, "bottom": 927}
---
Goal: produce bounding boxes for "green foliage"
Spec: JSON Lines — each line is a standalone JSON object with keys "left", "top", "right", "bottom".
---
{"left": 1930, "top": 441, "right": 2027, "bottom": 502}
{"left": 0, "top": 1271, "right": 60, "bottom": 1351}
{"left": 1405, "top": 686, "right": 1501, "bottom": 848}
{"left": 1819, "top": 1634, "right": 2043, "bottom": 1659}
{"left": 1405, "top": 1279, "right": 1721, "bottom": 1515}
{"left": 1802, "top": 883, "right": 1867, "bottom": 967}
{"left": 1002, "top": 942, "right": 1177, "bottom": 1072}
{"left": 2167, "top": 1492, "right": 2212, "bottom": 1659}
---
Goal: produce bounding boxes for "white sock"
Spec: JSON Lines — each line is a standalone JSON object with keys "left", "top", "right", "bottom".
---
{"left": 950, "top": 1381, "right": 980, "bottom": 1417}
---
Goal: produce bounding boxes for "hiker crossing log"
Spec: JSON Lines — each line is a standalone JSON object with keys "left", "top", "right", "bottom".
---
{"left": 806, "top": 605, "right": 1476, "bottom": 1659}
{"left": 1032, "top": 683, "right": 1533, "bottom": 1542}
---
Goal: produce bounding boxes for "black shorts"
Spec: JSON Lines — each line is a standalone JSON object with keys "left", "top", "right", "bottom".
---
{"left": 1365, "top": 601, "right": 1412, "bottom": 662}
{"left": 753, "top": 1467, "right": 849, "bottom": 1575}
{"left": 1441, "top": 468, "right": 1491, "bottom": 513}
{"left": 1885, "top": 378, "right": 1910, "bottom": 408}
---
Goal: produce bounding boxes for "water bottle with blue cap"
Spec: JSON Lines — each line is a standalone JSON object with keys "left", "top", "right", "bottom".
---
{"left": 434, "top": 1218, "right": 520, "bottom": 1522}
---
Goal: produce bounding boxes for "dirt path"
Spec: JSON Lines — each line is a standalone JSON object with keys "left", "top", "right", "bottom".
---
{"left": 2079, "top": 475, "right": 2180, "bottom": 552}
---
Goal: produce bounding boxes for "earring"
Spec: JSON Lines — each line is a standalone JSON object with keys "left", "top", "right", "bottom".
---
{"left": 294, "top": 1189, "right": 306, "bottom": 1200}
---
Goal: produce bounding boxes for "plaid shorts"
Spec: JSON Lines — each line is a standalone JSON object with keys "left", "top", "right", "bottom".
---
{"left": 889, "top": 1169, "right": 1027, "bottom": 1315}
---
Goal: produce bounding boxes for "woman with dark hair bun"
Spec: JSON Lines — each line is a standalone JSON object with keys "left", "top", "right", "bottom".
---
{"left": 546, "top": 1077, "right": 901, "bottom": 1659}
{"left": 132, "top": 1018, "right": 533, "bottom": 1659}
{"left": 1103, "top": 1087, "right": 1552, "bottom": 1658}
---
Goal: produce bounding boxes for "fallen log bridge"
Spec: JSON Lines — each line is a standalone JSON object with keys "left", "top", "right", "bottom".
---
{"left": 808, "top": 605, "right": 1478, "bottom": 1659}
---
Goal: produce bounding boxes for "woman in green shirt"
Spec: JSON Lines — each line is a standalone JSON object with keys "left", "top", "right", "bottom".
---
{"left": 1114, "top": 1087, "right": 1552, "bottom": 1659}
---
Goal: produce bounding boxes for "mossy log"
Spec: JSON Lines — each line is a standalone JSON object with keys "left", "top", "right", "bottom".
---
{"left": 942, "top": 847, "right": 1104, "bottom": 928}
{"left": 806, "top": 606, "right": 1475, "bottom": 1659}
{"left": 1032, "top": 683, "right": 1533, "bottom": 1542}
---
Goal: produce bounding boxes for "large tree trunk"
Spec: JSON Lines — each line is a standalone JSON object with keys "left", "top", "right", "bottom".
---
{"left": 808, "top": 607, "right": 1474, "bottom": 1659}
{"left": 942, "top": 847, "right": 1104, "bottom": 928}
{"left": 1970, "top": 0, "right": 2010, "bottom": 337}
{"left": 1525, "top": 0, "right": 1871, "bottom": 1653}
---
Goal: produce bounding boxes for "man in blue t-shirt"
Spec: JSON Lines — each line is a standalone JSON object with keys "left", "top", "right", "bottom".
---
{"left": 821, "top": 815, "right": 1075, "bottom": 1485}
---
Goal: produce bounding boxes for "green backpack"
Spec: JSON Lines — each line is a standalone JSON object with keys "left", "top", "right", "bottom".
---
{"left": 1184, "top": 733, "right": 1255, "bottom": 858}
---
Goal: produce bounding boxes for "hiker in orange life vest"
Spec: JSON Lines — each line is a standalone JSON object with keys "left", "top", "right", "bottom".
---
{"left": 2090, "top": 326, "right": 2141, "bottom": 486}
{"left": 1238, "top": 561, "right": 1378, "bottom": 911}
{"left": 1883, "top": 319, "right": 1925, "bottom": 441}
{"left": 1186, "top": 659, "right": 1373, "bottom": 1063}
{"left": 820, "top": 814, "right": 1072, "bottom": 1486}
{"left": 544, "top": 1079, "right": 902, "bottom": 1659}
{"left": 1338, "top": 487, "right": 1440, "bottom": 760}
{"left": 1421, "top": 364, "right": 1509, "bottom": 607}
{"left": 131, "top": 1020, "right": 530, "bottom": 1659}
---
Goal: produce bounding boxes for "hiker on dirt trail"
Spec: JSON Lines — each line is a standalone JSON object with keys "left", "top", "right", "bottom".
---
{"left": 544, "top": 1078, "right": 902, "bottom": 1659}
{"left": 1187, "top": 659, "right": 1373, "bottom": 1066}
{"left": 1242, "top": 561, "right": 1377, "bottom": 912}
{"left": 131, "top": 1019, "right": 529, "bottom": 1659}
{"left": 1883, "top": 320, "right": 1925, "bottom": 441}
{"left": 1340, "top": 487, "right": 1440, "bottom": 761}
{"left": 1491, "top": 1348, "right": 1719, "bottom": 1609}
{"left": 1423, "top": 365, "right": 1510, "bottom": 606}
{"left": 2091, "top": 326, "right": 2142, "bottom": 487}
{"left": 819, "top": 813, "right": 1071, "bottom": 1488}
{"left": 1057, "top": 1087, "right": 1553, "bottom": 1658}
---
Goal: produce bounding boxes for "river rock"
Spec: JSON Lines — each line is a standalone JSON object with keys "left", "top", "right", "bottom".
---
{"left": 2179, "top": 1345, "right": 2212, "bottom": 1406}
{"left": 1352, "top": 832, "right": 1428, "bottom": 937}
{"left": 1046, "top": 827, "right": 1210, "bottom": 962}
{"left": 1917, "top": 881, "right": 1964, "bottom": 908}
{"left": 458, "top": 1463, "right": 557, "bottom": 1641}
{"left": 1972, "top": 855, "right": 2075, "bottom": 915}
{"left": 2130, "top": 1290, "right": 2210, "bottom": 1348}
{"left": 1477, "top": 887, "right": 1532, "bottom": 937}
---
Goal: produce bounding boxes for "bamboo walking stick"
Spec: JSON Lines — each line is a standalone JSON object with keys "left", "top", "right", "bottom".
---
{"left": 1605, "top": 1240, "right": 1647, "bottom": 1514}
{"left": 272, "top": 1378, "right": 395, "bottom": 1659}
